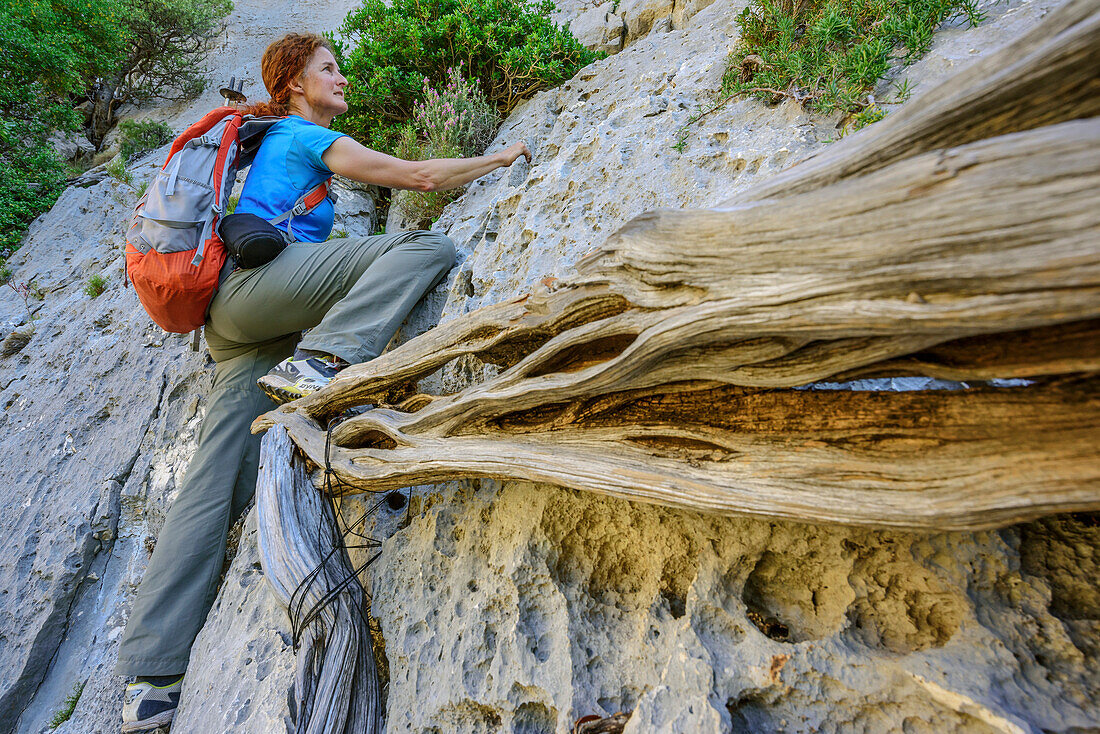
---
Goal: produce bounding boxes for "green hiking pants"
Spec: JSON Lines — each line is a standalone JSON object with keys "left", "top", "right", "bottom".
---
{"left": 115, "top": 230, "right": 455, "bottom": 676}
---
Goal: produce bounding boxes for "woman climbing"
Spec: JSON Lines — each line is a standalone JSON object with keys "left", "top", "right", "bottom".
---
{"left": 115, "top": 32, "right": 530, "bottom": 733}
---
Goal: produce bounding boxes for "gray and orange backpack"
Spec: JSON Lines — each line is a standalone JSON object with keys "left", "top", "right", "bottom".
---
{"left": 125, "top": 107, "right": 331, "bottom": 333}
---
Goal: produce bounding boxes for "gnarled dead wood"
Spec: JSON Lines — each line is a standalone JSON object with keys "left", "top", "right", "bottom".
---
{"left": 253, "top": 120, "right": 1100, "bottom": 530}
{"left": 256, "top": 120, "right": 1100, "bottom": 423}
{"left": 265, "top": 377, "right": 1100, "bottom": 530}
{"left": 256, "top": 426, "right": 382, "bottom": 734}
{"left": 252, "top": 4, "right": 1100, "bottom": 531}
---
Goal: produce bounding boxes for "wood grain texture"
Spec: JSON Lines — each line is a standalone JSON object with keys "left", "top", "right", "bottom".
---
{"left": 254, "top": 120, "right": 1100, "bottom": 422}
{"left": 252, "top": 7, "right": 1100, "bottom": 531}
{"left": 267, "top": 376, "right": 1100, "bottom": 531}
{"left": 256, "top": 426, "right": 382, "bottom": 734}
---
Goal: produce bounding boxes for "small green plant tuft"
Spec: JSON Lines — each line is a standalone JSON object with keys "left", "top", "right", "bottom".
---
{"left": 326, "top": 228, "right": 349, "bottom": 241}
{"left": 0, "top": 265, "right": 11, "bottom": 285}
{"left": 118, "top": 120, "right": 173, "bottom": 162}
{"left": 106, "top": 157, "right": 133, "bottom": 187}
{"left": 844, "top": 103, "right": 887, "bottom": 133}
{"left": 84, "top": 273, "right": 107, "bottom": 298}
{"left": 48, "top": 680, "right": 85, "bottom": 729}
{"left": 226, "top": 194, "right": 239, "bottom": 215}
{"left": 718, "top": 0, "right": 983, "bottom": 118}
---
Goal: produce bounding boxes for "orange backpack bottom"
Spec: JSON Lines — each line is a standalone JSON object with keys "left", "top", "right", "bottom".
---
{"left": 126, "top": 243, "right": 227, "bottom": 333}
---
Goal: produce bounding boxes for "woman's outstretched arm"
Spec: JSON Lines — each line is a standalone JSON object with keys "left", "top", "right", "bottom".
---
{"left": 322, "top": 137, "right": 531, "bottom": 192}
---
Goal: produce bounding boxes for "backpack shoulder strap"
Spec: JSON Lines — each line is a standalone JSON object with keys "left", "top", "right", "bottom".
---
{"left": 165, "top": 106, "right": 239, "bottom": 164}
{"left": 268, "top": 177, "right": 335, "bottom": 242}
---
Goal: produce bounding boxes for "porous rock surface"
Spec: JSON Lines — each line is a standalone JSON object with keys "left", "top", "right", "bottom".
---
{"left": 365, "top": 0, "right": 1100, "bottom": 730}
{"left": 0, "top": 0, "right": 1096, "bottom": 733}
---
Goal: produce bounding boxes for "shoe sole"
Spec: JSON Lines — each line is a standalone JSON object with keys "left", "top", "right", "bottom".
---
{"left": 257, "top": 377, "right": 306, "bottom": 406}
{"left": 121, "top": 709, "right": 174, "bottom": 733}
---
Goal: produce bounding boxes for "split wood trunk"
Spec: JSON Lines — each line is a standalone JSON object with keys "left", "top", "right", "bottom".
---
{"left": 255, "top": 426, "right": 382, "bottom": 734}
{"left": 254, "top": 0, "right": 1100, "bottom": 531}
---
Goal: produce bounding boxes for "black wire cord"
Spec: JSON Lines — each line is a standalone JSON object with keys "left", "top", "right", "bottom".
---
{"left": 287, "top": 414, "right": 403, "bottom": 648}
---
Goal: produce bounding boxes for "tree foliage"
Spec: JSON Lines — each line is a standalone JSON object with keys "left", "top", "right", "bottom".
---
{"left": 0, "top": 0, "right": 229, "bottom": 256}
{"left": 333, "top": 0, "right": 599, "bottom": 150}
{"left": 0, "top": 0, "right": 125, "bottom": 255}
{"left": 88, "top": 0, "right": 233, "bottom": 144}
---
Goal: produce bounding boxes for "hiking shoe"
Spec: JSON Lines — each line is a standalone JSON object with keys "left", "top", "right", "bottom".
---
{"left": 121, "top": 675, "right": 182, "bottom": 733}
{"left": 258, "top": 354, "right": 347, "bottom": 404}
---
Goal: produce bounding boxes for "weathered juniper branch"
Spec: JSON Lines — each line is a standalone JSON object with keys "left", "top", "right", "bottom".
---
{"left": 266, "top": 376, "right": 1100, "bottom": 530}
{"left": 252, "top": 119, "right": 1100, "bottom": 530}
{"left": 251, "top": 3, "right": 1100, "bottom": 532}
{"left": 255, "top": 119, "right": 1100, "bottom": 425}
{"left": 256, "top": 426, "right": 382, "bottom": 734}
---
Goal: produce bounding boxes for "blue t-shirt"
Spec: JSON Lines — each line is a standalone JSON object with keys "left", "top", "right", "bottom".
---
{"left": 236, "top": 115, "right": 347, "bottom": 243}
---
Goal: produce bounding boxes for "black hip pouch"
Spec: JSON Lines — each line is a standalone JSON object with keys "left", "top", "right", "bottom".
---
{"left": 217, "top": 213, "right": 287, "bottom": 269}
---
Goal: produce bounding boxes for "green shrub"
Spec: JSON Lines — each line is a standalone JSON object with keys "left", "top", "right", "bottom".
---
{"left": 84, "top": 273, "right": 107, "bottom": 297}
{"left": 0, "top": 0, "right": 122, "bottom": 255}
{"left": 0, "top": 0, "right": 229, "bottom": 257}
{"left": 0, "top": 127, "right": 70, "bottom": 255}
{"left": 720, "top": 0, "right": 984, "bottom": 115}
{"left": 412, "top": 66, "right": 500, "bottom": 159}
{"left": 333, "top": 0, "right": 599, "bottom": 151}
{"left": 118, "top": 119, "right": 172, "bottom": 162}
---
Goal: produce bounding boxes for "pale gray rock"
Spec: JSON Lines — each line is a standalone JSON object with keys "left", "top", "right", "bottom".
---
{"left": 366, "top": 481, "right": 1099, "bottom": 733}
{"left": 550, "top": 0, "right": 606, "bottom": 33}
{"left": 569, "top": 3, "right": 626, "bottom": 54}
{"left": 671, "top": 0, "right": 719, "bottom": 29}
{"left": 2, "top": 1, "right": 1096, "bottom": 734}
{"left": 0, "top": 149, "right": 212, "bottom": 734}
{"left": 331, "top": 178, "right": 380, "bottom": 238}
{"left": 47, "top": 131, "right": 95, "bottom": 164}
{"left": 433, "top": 0, "right": 820, "bottom": 322}
{"left": 616, "top": 0, "right": 675, "bottom": 43}
{"left": 385, "top": 189, "right": 426, "bottom": 234}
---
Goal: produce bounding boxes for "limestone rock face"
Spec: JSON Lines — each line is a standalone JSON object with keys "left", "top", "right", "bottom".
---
{"left": 0, "top": 150, "right": 211, "bottom": 734}
{"left": 569, "top": 2, "right": 627, "bottom": 54}
{"left": 171, "top": 514, "right": 296, "bottom": 734}
{"left": 616, "top": 0, "right": 676, "bottom": 43}
{"left": 367, "top": 483, "right": 1099, "bottom": 733}
{"left": 0, "top": 0, "right": 1096, "bottom": 733}
{"left": 47, "top": 131, "right": 95, "bottom": 164}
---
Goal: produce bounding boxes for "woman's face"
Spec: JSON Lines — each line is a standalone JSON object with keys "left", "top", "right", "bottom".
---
{"left": 294, "top": 47, "right": 348, "bottom": 120}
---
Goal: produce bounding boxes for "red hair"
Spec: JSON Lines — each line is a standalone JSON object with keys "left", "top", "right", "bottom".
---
{"left": 242, "top": 33, "right": 334, "bottom": 117}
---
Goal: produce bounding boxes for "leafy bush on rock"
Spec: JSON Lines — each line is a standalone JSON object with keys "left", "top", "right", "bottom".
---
{"left": 118, "top": 119, "right": 173, "bottom": 162}
{"left": 333, "top": 0, "right": 599, "bottom": 151}
{"left": 721, "top": 0, "right": 984, "bottom": 114}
